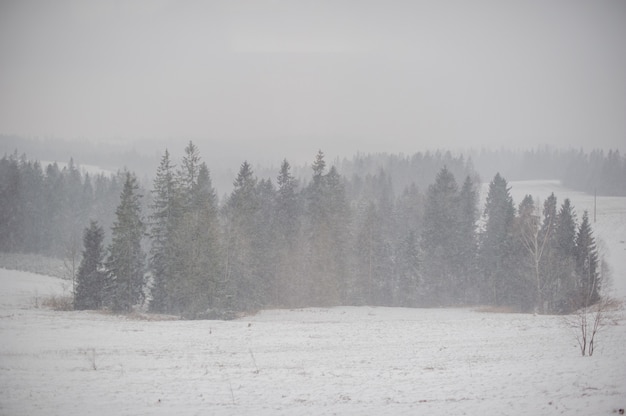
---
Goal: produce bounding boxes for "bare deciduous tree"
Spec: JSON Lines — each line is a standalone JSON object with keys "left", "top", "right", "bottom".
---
{"left": 566, "top": 260, "right": 621, "bottom": 356}
{"left": 517, "top": 196, "right": 553, "bottom": 314}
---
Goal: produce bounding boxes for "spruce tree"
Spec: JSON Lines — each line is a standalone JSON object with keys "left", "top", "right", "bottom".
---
{"left": 148, "top": 149, "right": 179, "bottom": 313}
{"left": 0, "top": 154, "right": 22, "bottom": 252}
{"left": 393, "top": 184, "right": 424, "bottom": 306}
{"left": 223, "top": 161, "right": 261, "bottom": 311}
{"left": 324, "top": 166, "right": 350, "bottom": 304}
{"left": 18, "top": 159, "right": 46, "bottom": 253}
{"left": 421, "top": 166, "right": 460, "bottom": 305}
{"left": 553, "top": 199, "right": 578, "bottom": 312}
{"left": 478, "top": 173, "right": 516, "bottom": 306}
{"left": 170, "top": 161, "right": 222, "bottom": 317}
{"left": 354, "top": 202, "right": 389, "bottom": 305}
{"left": 274, "top": 159, "right": 302, "bottom": 306}
{"left": 105, "top": 172, "right": 146, "bottom": 312}
{"left": 255, "top": 178, "right": 278, "bottom": 306}
{"left": 74, "top": 221, "right": 106, "bottom": 310}
{"left": 514, "top": 195, "right": 542, "bottom": 311}
{"left": 539, "top": 193, "right": 560, "bottom": 312}
{"left": 351, "top": 170, "right": 395, "bottom": 306}
{"left": 303, "top": 155, "right": 350, "bottom": 306}
{"left": 575, "top": 211, "right": 600, "bottom": 307}
{"left": 276, "top": 159, "right": 299, "bottom": 243}
{"left": 457, "top": 175, "right": 479, "bottom": 304}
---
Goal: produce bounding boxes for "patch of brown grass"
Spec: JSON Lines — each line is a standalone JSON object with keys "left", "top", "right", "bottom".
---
{"left": 125, "top": 312, "right": 180, "bottom": 321}
{"left": 41, "top": 295, "right": 74, "bottom": 311}
{"left": 474, "top": 305, "right": 522, "bottom": 314}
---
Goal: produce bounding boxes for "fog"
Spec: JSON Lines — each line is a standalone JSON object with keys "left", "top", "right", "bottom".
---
{"left": 1, "top": 0, "right": 625, "bottom": 166}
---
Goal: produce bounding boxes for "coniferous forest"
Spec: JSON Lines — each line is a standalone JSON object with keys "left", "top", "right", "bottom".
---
{"left": 0, "top": 143, "right": 609, "bottom": 318}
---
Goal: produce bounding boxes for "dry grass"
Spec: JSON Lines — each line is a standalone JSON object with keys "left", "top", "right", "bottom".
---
{"left": 41, "top": 295, "right": 74, "bottom": 311}
{"left": 474, "top": 305, "right": 522, "bottom": 314}
{"left": 125, "top": 311, "right": 181, "bottom": 321}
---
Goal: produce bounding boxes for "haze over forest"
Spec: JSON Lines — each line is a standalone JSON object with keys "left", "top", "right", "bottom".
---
{"left": 1, "top": 0, "right": 625, "bottom": 170}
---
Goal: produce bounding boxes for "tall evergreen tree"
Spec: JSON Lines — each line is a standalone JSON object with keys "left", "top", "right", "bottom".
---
{"left": 276, "top": 159, "right": 299, "bottom": 242}
{"left": 574, "top": 211, "right": 600, "bottom": 307}
{"left": 105, "top": 172, "right": 146, "bottom": 312}
{"left": 178, "top": 141, "right": 201, "bottom": 204}
{"left": 254, "top": 178, "right": 278, "bottom": 306}
{"left": 420, "top": 166, "right": 461, "bottom": 305}
{"left": 170, "top": 162, "right": 222, "bottom": 317}
{"left": 0, "top": 154, "right": 22, "bottom": 252}
{"left": 553, "top": 198, "right": 578, "bottom": 312}
{"left": 324, "top": 166, "right": 351, "bottom": 303}
{"left": 538, "top": 193, "right": 560, "bottom": 312}
{"left": 353, "top": 202, "right": 391, "bottom": 305}
{"left": 394, "top": 229, "right": 420, "bottom": 306}
{"left": 303, "top": 152, "right": 350, "bottom": 306}
{"left": 18, "top": 159, "right": 46, "bottom": 253}
{"left": 393, "top": 184, "right": 424, "bottom": 306}
{"left": 351, "top": 170, "right": 395, "bottom": 306}
{"left": 274, "top": 159, "right": 302, "bottom": 306}
{"left": 74, "top": 221, "right": 106, "bottom": 310}
{"left": 479, "top": 173, "right": 516, "bottom": 306}
{"left": 514, "top": 195, "right": 542, "bottom": 311}
{"left": 457, "top": 175, "right": 479, "bottom": 303}
{"left": 148, "top": 149, "right": 179, "bottom": 313}
{"left": 223, "top": 161, "right": 261, "bottom": 311}
{"left": 41, "top": 163, "right": 67, "bottom": 256}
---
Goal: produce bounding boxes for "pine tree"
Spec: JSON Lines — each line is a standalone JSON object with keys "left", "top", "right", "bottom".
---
{"left": 351, "top": 170, "right": 395, "bottom": 306}
{"left": 553, "top": 198, "right": 578, "bottom": 312}
{"left": 276, "top": 159, "right": 299, "bottom": 243}
{"left": 456, "top": 175, "right": 479, "bottom": 304}
{"left": 170, "top": 162, "right": 222, "bottom": 317}
{"left": 421, "top": 166, "right": 460, "bottom": 305}
{"left": 515, "top": 195, "right": 543, "bottom": 311}
{"left": 575, "top": 211, "right": 600, "bottom": 307}
{"left": 18, "top": 159, "right": 46, "bottom": 253}
{"left": 274, "top": 159, "right": 302, "bottom": 306}
{"left": 324, "top": 166, "right": 351, "bottom": 304}
{"left": 105, "top": 172, "right": 146, "bottom": 312}
{"left": 312, "top": 150, "right": 326, "bottom": 183}
{"left": 254, "top": 178, "right": 278, "bottom": 306}
{"left": 0, "top": 154, "right": 23, "bottom": 251}
{"left": 393, "top": 184, "right": 424, "bottom": 306}
{"left": 353, "top": 202, "right": 391, "bottom": 305}
{"left": 479, "top": 173, "right": 516, "bottom": 306}
{"left": 178, "top": 141, "right": 201, "bottom": 204}
{"left": 148, "top": 149, "right": 179, "bottom": 313}
{"left": 303, "top": 156, "right": 350, "bottom": 306}
{"left": 41, "top": 163, "right": 65, "bottom": 256}
{"left": 539, "top": 193, "right": 560, "bottom": 312}
{"left": 223, "top": 161, "right": 261, "bottom": 311}
{"left": 74, "top": 221, "right": 106, "bottom": 310}
{"left": 394, "top": 229, "right": 420, "bottom": 306}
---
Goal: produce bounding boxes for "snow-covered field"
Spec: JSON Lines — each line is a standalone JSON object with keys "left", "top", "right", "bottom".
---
{"left": 1, "top": 180, "right": 625, "bottom": 415}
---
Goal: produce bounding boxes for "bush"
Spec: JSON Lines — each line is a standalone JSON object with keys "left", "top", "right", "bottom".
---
{"left": 41, "top": 295, "right": 74, "bottom": 311}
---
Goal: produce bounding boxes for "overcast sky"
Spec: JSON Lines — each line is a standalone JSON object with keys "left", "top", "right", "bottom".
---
{"left": 1, "top": 0, "right": 625, "bottom": 164}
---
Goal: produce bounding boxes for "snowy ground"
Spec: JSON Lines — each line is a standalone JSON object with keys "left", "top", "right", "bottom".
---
{"left": 1, "top": 180, "right": 625, "bottom": 415}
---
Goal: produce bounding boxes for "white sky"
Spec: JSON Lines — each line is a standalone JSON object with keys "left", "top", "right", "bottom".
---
{"left": 1, "top": 0, "right": 625, "bottom": 163}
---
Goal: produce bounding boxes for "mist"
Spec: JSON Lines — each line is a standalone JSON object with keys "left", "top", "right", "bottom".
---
{"left": 1, "top": 0, "right": 625, "bottom": 161}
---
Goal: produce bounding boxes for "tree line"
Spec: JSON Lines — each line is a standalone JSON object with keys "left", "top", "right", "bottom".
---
{"left": 0, "top": 153, "right": 125, "bottom": 257}
{"left": 471, "top": 147, "right": 626, "bottom": 196}
{"left": 1, "top": 143, "right": 602, "bottom": 317}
